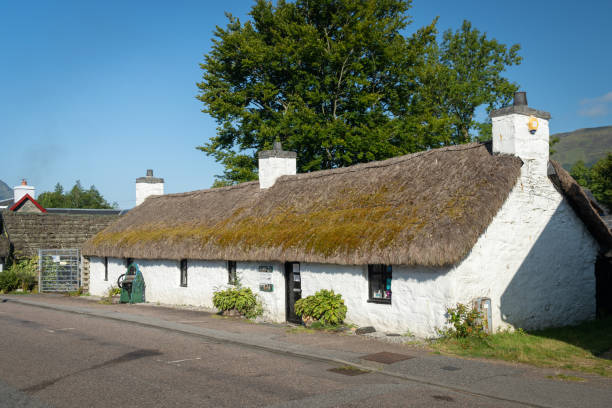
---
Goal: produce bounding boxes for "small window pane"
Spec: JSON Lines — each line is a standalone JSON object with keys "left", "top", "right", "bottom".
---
{"left": 228, "top": 261, "right": 237, "bottom": 285}
{"left": 180, "top": 259, "right": 188, "bottom": 287}
{"left": 368, "top": 264, "right": 392, "bottom": 303}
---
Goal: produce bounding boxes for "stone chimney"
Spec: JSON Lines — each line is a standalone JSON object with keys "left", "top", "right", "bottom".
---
{"left": 490, "top": 92, "right": 551, "bottom": 178}
{"left": 14, "top": 179, "right": 35, "bottom": 203}
{"left": 135, "top": 169, "right": 164, "bottom": 206}
{"left": 258, "top": 141, "right": 297, "bottom": 189}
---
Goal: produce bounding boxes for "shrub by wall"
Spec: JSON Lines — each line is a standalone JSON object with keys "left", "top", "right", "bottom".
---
{"left": 0, "top": 257, "right": 38, "bottom": 293}
{"left": 212, "top": 287, "right": 263, "bottom": 319}
{"left": 294, "top": 289, "right": 347, "bottom": 326}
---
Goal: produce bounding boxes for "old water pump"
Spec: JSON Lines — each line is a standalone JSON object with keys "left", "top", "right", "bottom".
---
{"left": 117, "top": 263, "right": 145, "bottom": 303}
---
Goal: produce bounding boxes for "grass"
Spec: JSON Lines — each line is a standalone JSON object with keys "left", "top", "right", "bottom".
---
{"left": 547, "top": 374, "right": 586, "bottom": 382}
{"left": 432, "top": 317, "right": 612, "bottom": 377}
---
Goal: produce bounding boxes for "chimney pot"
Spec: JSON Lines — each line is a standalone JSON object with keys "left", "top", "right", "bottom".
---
{"left": 273, "top": 141, "right": 283, "bottom": 151}
{"left": 21, "top": 179, "right": 27, "bottom": 186}
{"left": 146, "top": 169, "right": 153, "bottom": 177}
{"left": 513, "top": 92, "right": 527, "bottom": 106}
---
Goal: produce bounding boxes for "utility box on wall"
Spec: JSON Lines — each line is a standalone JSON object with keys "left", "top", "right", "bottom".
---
{"left": 473, "top": 297, "right": 492, "bottom": 334}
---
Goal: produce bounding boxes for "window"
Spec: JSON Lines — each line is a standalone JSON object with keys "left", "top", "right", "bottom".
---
{"left": 180, "top": 259, "right": 188, "bottom": 287}
{"left": 228, "top": 261, "right": 237, "bottom": 285}
{"left": 368, "top": 264, "right": 392, "bottom": 304}
{"left": 104, "top": 257, "right": 108, "bottom": 281}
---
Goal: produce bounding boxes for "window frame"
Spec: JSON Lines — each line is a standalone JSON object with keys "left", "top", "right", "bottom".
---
{"left": 367, "top": 264, "right": 392, "bottom": 304}
{"left": 180, "top": 259, "right": 188, "bottom": 287}
{"left": 104, "top": 257, "right": 108, "bottom": 281}
{"left": 228, "top": 261, "right": 237, "bottom": 285}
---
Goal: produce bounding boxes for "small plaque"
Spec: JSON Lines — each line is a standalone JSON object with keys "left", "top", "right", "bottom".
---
{"left": 259, "top": 265, "right": 273, "bottom": 292}
{"left": 259, "top": 283, "right": 274, "bottom": 292}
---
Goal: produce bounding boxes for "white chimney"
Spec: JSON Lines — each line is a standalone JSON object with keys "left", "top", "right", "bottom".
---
{"left": 490, "top": 92, "right": 551, "bottom": 178}
{"left": 258, "top": 141, "right": 297, "bottom": 189}
{"left": 135, "top": 169, "right": 164, "bottom": 206}
{"left": 14, "top": 179, "right": 35, "bottom": 203}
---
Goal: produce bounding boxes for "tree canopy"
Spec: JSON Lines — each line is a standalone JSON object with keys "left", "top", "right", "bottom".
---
{"left": 37, "top": 181, "right": 117, "bottom": 209}
{"left": 571, "top": 154, "right": 612, "bottom": 211}
{"left": 197, "top": 0, "right": 521, "bottom": 186}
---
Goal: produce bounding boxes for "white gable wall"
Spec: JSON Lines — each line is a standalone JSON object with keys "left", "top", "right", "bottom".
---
{"left": 447, "top": 167, "right": 598, "bottom": 332}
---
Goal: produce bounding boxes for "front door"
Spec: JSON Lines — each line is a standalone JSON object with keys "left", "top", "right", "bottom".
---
{"left": 285, "top": 262, "right": 302, "bottom": 323}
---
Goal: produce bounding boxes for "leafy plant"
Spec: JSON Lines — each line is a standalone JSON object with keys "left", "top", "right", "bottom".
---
{"left": 99, "top": 285, "right": 121, "bottom": 304}
{"left": 441, "top": 303, "right": 486, "bottom": 339}
{"left": 212, "top": 287, "right": 263, "bottom": 319}
{"left": 294, "top": 289, "right": 347, "bottom": 326}
{"left": 0, "top": 257, "right": 38, "bottom": 293}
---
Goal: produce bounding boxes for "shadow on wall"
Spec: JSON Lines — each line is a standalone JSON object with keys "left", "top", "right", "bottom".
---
{"left": 500, "top": 204, "right": 597, "bottom": 331}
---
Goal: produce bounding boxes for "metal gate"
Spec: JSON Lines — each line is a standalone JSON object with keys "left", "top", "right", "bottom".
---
{"left": 38, "top": 249, "right": 81, "bottom": 292}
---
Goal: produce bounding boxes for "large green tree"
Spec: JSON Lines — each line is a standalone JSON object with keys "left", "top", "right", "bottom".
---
{"left": 571, "top": 154, "right": 612, "bottom": 210}
{"left": 197, "top": 0, "right": 521, "bottom": 185}
{"left": 37, "top": 181, "right": 116, "bottom": 209}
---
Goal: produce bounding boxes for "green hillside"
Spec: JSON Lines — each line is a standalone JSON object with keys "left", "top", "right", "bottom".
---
{"left": 551, "top": 126, "right": 612, "bottom": 170}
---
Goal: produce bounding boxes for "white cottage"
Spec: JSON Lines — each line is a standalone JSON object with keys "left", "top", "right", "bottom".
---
{"left": 83, "top": 93, "right": 612, "bottom": 337}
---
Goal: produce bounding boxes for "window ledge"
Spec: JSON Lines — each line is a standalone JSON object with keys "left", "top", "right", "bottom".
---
{"left": 367, "top": 298, "right": 391, "bottom": 305}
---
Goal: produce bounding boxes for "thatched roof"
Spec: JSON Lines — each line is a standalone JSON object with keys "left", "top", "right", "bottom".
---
{"left": 549, "top": 161, "right": 612, "bottom": 252}
{"left": 84, "top": 143, "right": 527, "bottom": 266}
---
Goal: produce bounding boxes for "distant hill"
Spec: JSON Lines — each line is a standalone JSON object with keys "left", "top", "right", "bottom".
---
{"left": 551, "top": 125, "right": 612, "bottom": 170}
{"left": 0, "top": 179, "right": 11, "bottom": 201}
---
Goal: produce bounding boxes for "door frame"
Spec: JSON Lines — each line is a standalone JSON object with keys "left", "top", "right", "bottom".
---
{"left": 284, "top": 262, "right": 302, "bottom": 324}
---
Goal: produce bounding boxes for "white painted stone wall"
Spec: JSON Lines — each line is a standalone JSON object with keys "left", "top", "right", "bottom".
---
{"left": 88, "top": 173, "right": 599, "bottom": 337}
{"left": 88, "top": 257, "right": 287, "bottom": 320}
{"left": 447, "top": 167, "right": 599, "bottom": 333}
{"left": 89, "top": 257, "right": 127, "bottom": 296}
{"left": 258, "top": 156, "right": 296, "bottom": 189}
{"left": 135, "top": 182, "right": 164, "bottom": 206}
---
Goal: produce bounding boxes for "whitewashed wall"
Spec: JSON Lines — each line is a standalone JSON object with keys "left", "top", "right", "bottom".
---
{"left": 89, "top": 257, "right": 127, "bottom": 296}
{"left": 88, "top": 257, "right": 287, "bottom": 320}
{"left": 447, "top": 168, "right": 599, "bottom": 332}
{"left": 87, "top": 172, "right": 599, "bottom": 337}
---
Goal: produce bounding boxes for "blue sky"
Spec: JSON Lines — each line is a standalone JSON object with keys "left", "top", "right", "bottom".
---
{"left": 1, "top": 0, "right": 611, "bottom": 208}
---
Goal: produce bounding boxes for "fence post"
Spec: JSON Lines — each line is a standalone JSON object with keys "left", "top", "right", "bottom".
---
{"left": 38, "top": 249, "right": 42, "bottom": 293}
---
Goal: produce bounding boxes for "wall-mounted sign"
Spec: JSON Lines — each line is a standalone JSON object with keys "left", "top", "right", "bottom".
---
{"left": 259, "top": 265, "right": 274, "bottom": 292}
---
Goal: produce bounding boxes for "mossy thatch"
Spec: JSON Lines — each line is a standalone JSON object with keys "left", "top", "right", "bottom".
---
{"left": 84, "top": 143, "right": 527, "bottom": 266}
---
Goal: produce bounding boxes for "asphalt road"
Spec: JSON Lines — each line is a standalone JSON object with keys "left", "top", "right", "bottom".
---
{"left": 0, "top": 301, "right": 531, "bottom": 408}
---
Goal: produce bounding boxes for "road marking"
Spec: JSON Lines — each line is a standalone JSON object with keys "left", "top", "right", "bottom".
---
{"left": 45, "top": 328, "right": 75, "bottom": 333}
{"left": 157, "top": 357, "right": 202, "bottom": 365}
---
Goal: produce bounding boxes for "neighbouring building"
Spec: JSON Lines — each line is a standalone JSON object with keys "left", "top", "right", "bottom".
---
{"left": 0, "top": 180, "right": 123, "bottom": 279}
{"left": 83, "top": 93, "right": 612, "bottom": 337}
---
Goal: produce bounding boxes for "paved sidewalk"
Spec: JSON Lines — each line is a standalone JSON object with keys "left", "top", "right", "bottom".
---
{"left": 3, "top": 294, "right": 612, "bottom": 408}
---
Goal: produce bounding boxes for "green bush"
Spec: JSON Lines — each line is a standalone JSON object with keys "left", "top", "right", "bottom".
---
{"left": 442, "top": 303, "right": 487, "bottom": 338}
{"left": 212, "top": 287, "right": 263, "bottom": 319}
{"left": 294, "top": 289, "right": 347, "bottom": 326}
{"left": 0, "top": 257, "right": 38, "bottom": 293}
